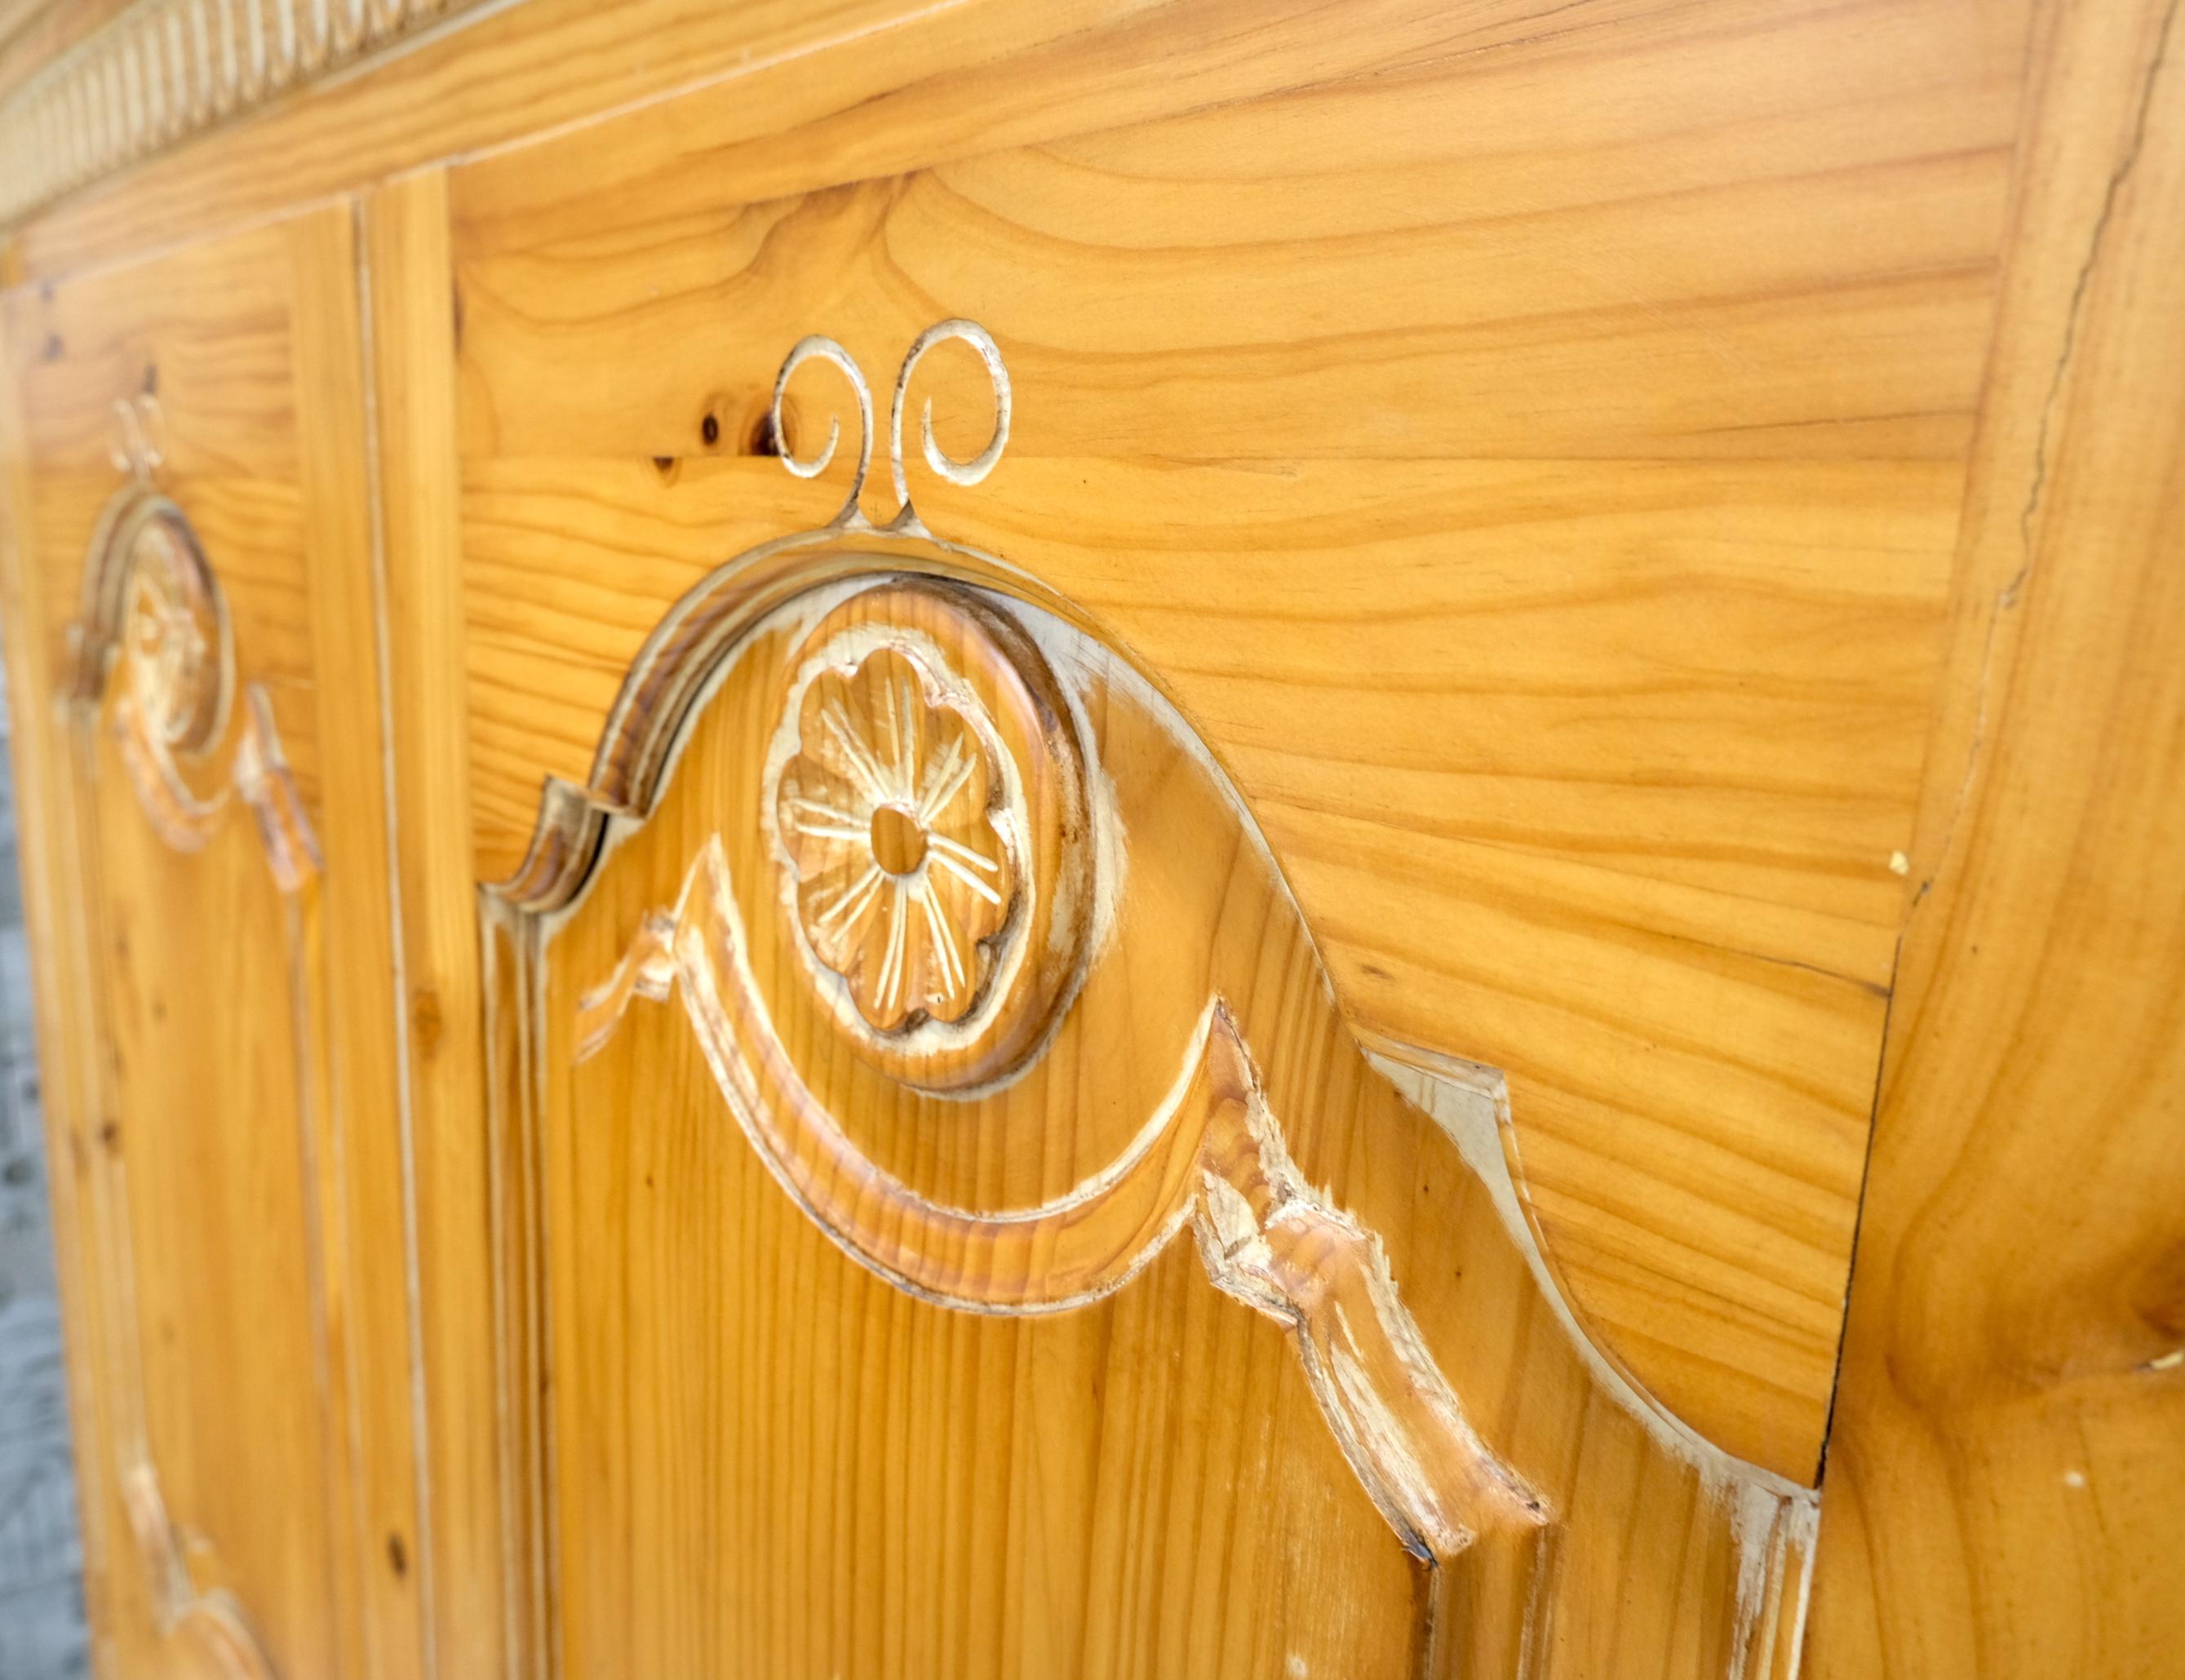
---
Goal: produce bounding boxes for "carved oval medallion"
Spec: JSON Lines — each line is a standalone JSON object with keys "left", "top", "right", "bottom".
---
{"left": 769, "top": 582, "right": 1093, "bottom": 1091}
{"left": 75, "top": 492, "right": 242, "bottom": 851}
{"left": 122, "top": 512, "right": 227, "bottom": 755}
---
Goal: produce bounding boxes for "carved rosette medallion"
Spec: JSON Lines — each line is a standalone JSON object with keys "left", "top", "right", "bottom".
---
{"left": 769, "top": 583, "right": 1093, "bottom": 1091}
{"left": 778, "top": 645, "right": 1014, "bottom": 1031}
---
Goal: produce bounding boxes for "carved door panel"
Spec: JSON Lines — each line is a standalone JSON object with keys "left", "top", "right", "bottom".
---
{"left": 478, "top": 330, "right": 1814, "bottom": 1679}
{"left": 0, "top": 2, "right": 2174, "bottom": 1677}
{"left": 437, "top": 0, "right": 2016, "bottom": 1515}
{"left": 423, "top": 6, "right": 2027, "bottom": 1669}
{"left": 0, "top": 211, "right": 417, "bottom": 1680}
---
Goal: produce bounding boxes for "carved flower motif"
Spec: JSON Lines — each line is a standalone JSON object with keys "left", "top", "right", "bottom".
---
{"left": 776, "top": 647, "right": 1014, "bottom": 1031}
{"left": 123, "top": 518, "right": 219, "bottom": 750}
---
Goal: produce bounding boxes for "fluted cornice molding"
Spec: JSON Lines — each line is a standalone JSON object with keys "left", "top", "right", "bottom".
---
{"left": 0, "top": 0, "right": 490, "bottom": 228}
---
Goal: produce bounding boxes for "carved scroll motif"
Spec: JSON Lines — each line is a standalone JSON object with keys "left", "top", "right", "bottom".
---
{"left": 772, "top": 319, "right": 1011, "bottom": 533}
{"left": 76, "top": 398, "right": 319, "bottom": 881}
{"left": 577, "top": 326, "right": 1550, "bottom": 1571}
{"left": 578, "top": 836, "right": 1549, "bottom": 1563}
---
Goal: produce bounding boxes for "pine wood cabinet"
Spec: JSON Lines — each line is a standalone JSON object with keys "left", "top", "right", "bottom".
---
{"left": 0, "top": 2, "right": 2178, "bottom": 1678}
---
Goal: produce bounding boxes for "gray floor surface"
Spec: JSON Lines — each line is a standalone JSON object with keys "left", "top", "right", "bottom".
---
{"left": 0, "top": 689, "right": 90, "bottom": 1680}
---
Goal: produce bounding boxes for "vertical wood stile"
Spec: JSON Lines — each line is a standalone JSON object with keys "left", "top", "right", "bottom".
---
{"left": 290, "top": 198, "right": 429, "bottom": 1680}
{"left": 1810, "top": 0, "right": 2185, "bottom": 1671}
{"left": 0, "top": 295, "right": 129, "bottom": 1680}
{"left": 363, "top": 165, "right": 515, "bottom": 1680}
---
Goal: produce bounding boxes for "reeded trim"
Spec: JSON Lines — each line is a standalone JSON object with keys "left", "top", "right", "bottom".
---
{"left": 0, "top": 0, "right": 492, "bottom": 227}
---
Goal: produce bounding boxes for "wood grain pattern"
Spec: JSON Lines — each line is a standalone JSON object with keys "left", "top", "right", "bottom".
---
{"left": 36, "top": 280, "right": 335, "bottom": 1680}
{"left": 291, "top": 202, "right": 430, "bottom": 1680}
{"left": 0, "top": 208, "right": 420, "bottom": 1679}
{"left": 439, "top": 0, "right": 2032, "bottom": 1478}
{"left": 1806, "top": 0, "right": 2185, "bottom": 1670}
{"left": 78, "top": 532, "right": 321, "bottom": 1680}
{"left": 502, "top": 512, "right": 1819, "bottom": 1678}
{"left": 16, "top": 0, "right": 1957, "bottom": 284}
{"left": 4, "top": 0, "right": 1089, "bottom": 281}
{"left": 362, "top": 165, "right": 520, "bottom": 1680}
{"left": 0, "top": 273, "right": 128, "bottom": 1679}
{"left": 0, "top": 0, "right": 2174, "bottom": 1671}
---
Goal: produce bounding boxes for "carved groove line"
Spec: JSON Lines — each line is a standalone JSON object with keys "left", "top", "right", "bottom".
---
{"left": 578, "top": 836, "right": 1550, "bottom": 1563}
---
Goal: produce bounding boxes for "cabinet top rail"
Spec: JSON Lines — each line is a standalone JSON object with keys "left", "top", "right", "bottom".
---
{"left": 0, "top": 0, "right": 494, "bottom": 230}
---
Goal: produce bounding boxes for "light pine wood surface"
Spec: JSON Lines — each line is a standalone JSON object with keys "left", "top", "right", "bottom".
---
{"left": 1807, "top": 0, "right": 2185, "bottom": 1671}
{"left": 437, "top": 0, "right": 2033, "bottom": 1480}
{"left": 0, "top": 0, "right": 132, "bottom": 104}
{"left": 0, "top": 262, "right": 122, "bottom": 1677}
{"left": 503, "top": 524, "right": 1818, "bottom": 1678}
{"left": 0, "top": 0, "right": 2177, "bottom": 1675}
{"left": 365, "top": 166, "right": 507, "bottom": 1680}
{"left": 0, "top": 210, "right": 423, "bottom": 1680}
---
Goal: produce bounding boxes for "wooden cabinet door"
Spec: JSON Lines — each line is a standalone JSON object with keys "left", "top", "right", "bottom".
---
{"left": 0, "top": 209, "right": 418, "bottom": 1680}
{"left": 481, "top": 516, "right": 1819, "bottom": 1680}
{"left": 2, "top": 5, "right": 2176, "bottom": 1678}
{"left": 413, "top": 4, "right": 2028, "bottom": 1672}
